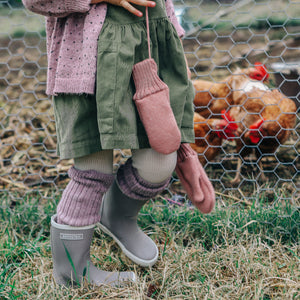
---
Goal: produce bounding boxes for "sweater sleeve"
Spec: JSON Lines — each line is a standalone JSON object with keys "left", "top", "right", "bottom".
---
{"left": 22, "top": 0, "right": 91, "bottom": 17}
{"left": 165, "top": 0, "right": 185, "bottom": 38}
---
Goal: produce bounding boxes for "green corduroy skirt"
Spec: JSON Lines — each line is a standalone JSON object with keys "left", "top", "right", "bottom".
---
{"left": 53, "top": 1, "right": 195, "bottom": 159}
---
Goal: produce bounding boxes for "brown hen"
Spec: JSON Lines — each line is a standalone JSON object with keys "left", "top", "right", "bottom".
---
{"left": 191, "top": 111, "right": 238, "bottom": 165}
{"left": 229, "top": 87, "right": 297, "bottom": 184}
{"left": 193, "top": 63, "right": 269, "bottom": 118}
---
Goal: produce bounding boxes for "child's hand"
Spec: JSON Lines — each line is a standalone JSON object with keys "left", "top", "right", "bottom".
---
{"left": 90, "top": 0, "right": 156, "bottom": 17}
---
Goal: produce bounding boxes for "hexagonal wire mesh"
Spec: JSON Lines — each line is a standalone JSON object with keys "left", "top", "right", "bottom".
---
{"left": 0, "top": 0, "right": 299, "bottom": 212}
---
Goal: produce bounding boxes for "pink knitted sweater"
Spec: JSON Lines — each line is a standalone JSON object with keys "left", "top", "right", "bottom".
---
{"left": 22, "top": 0, "right": 185, "bottom": 96}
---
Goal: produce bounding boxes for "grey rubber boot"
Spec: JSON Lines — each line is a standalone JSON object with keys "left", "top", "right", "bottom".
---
{"left": 99, "top": 180, "right": 159, "bottom": 267}
{"left": 50, "top": 215, "right": 135, "bottom": 287}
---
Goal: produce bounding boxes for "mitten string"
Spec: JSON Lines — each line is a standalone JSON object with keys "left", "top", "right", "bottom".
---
{"left": 146, "top": 7, "right": 151, "bottom": 59}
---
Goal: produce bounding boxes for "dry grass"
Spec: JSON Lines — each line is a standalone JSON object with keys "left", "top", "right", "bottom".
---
{"left": 1, "top": 194, "right": 299, "bottom": 299}
{"left": 2, "top": 236, "right": 300, "bottom": 299}
{"left": 1, "top": 4, "right": 300, "bottom": 299}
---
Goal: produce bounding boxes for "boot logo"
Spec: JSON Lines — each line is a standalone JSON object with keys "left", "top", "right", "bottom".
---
{"left": 60, "top": 233, "right": 84, "bottom": 240}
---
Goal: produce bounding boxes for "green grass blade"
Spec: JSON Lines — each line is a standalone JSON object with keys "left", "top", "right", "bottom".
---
{"left": 62, "top": 243, "right": 80, "bottom": 285}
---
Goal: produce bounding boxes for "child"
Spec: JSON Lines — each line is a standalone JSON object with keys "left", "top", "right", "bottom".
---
{"left": 22, "top": 0, "right": 195, "bottom": 287}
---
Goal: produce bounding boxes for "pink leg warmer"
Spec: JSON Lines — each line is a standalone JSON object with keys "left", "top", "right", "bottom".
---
{"left": 56, "top": 167, "right": 114, "bottom": 226}
{"left": 117, "top": 158, "right": 170, "bottom": 201}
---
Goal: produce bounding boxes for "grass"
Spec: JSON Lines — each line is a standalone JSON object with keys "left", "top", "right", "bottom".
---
{"left": 0, "top": 0, "right": 300, "bottom": 298}
{"left": 1, "top": 191, "right": 299, "bottom": 299}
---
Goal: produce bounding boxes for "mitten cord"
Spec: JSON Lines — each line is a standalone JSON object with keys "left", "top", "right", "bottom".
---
{"left": 146, "top": 7, "right": 151, "bottom": 59}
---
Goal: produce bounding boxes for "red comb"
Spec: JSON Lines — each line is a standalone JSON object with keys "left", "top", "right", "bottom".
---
{"left": 220, "top": 110, "right": 238, "bottom": 139}
{"left": 249, "top": 119, "right": 264, "bottom": 144}
{"left": 221, "top": 110, "right": 235, "bottom": 123}
{"left": 254, "top": 62, "right": 269, "bottom": 80}
{"left": 249, "top": 119, "right": 264, "bottom": 130}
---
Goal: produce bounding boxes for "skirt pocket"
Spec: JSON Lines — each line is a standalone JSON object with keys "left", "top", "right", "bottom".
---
{"left": 96, "top": 40, "right": 119, "bottom": 135}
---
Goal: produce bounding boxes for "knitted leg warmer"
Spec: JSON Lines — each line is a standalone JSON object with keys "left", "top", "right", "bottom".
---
{"left": 117, "top": 158, "right": 170, "bottom": 200}
{"left": 57, "top": 167, "right": 114, "bottom": 227}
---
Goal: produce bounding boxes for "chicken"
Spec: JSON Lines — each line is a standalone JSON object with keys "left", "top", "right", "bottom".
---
{"left": 191, "top": 111, "right": 238, "bottom": 165}
{"left": 193, "top": 63, "right": 296, "bottom": 183}
{"left": 193, "top": 63, "right": 269, "bottom": 118}
{"left": 228, "top": 87, "right": 297, "bottom": 184}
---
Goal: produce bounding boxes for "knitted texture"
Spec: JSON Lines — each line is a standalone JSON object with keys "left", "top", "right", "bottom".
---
{"left": 57, "top": 167, "right": 114, "bottom": 226}
{"left": 176, "top": 143, "right": 215, "bottom": 213}
{"left": 132, "top": 58, "right": 181, "bottom": 154}
{"left": 22, "top": 0, "right": 91, "bottom": 17}
{"left": 132, "top": 59, "right": 168, "bottom": 100}
{"left": 117, "top": 158, "right": 170, "bottom": 201}
{"left": 22, "top": 0, "right": 185, "bottom": 96}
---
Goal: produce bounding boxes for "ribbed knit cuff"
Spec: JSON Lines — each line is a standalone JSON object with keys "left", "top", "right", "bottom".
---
{"left": 177, "top": 143, "right": 197, "bottom": 162}
{"left": 65, "top": 0, "right": 91, "bottom": 13}
{"left": 132, "top": 58, "right": 168, "bottom": 100}
{"left": 57, "top": 167, "right": 114, "bottom": 226}
{"left": 117, "top": 158, "right": 170, "bottom": 201}
{"left": 67, "top": 167, "right": 114, "bottom": 187}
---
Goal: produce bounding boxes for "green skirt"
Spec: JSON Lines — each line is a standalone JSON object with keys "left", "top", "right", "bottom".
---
{"left": 53, "top": 2, "right": 195, "bottom": 159}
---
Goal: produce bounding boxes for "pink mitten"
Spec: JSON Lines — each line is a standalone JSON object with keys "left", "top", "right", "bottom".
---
{"left": 132, "top": 58, "right": 181, "bottom": 154}
{"left": 175, "top": 143, "right": 215, "bottom": 213}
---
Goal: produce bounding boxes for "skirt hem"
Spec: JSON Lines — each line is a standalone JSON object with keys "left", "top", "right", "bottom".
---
{"left": 57, "top": 129, "right": 195, "bottom": 159}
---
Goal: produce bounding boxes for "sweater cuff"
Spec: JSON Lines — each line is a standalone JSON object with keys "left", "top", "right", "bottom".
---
{"left": 170, "top": 15, "right": 185, "bottom": 38}
{"left": 64, "top": 0, "right": 91, "bottom": 13}
{"left": 165, "top": 0, "right": 186, "bottom": 37}
{"left": 173, "top": 22, "right": 185, "bottom": 38}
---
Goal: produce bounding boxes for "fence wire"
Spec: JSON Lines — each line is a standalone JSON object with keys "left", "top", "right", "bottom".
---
{"left": 0, "top": 0, "right": 299, "bottom": 209}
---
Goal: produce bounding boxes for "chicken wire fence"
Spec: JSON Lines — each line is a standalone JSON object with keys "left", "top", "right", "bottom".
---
{"left": 0, "top": 0, "right": 300, "bottom": 213}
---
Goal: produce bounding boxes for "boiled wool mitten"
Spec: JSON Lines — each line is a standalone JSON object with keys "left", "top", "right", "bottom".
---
{"left": 132, "top": 58, "right": 181, "bottom": 154}
{"left": 175, "top": 143, "right": 215, "bottom": 213}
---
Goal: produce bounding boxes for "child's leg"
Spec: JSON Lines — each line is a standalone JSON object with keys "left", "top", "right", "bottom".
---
{"left": 73, "top": 149, "right": 113, "bottom": 174}
{"left": 52, "top": 150, "right": 135, "bottom": 286}
{"left": 131, "top": 148, "right": 177, "bottom": 183}
{"left": 99, "top": 149, "right": 177, "bottom": 267}
{"left": 56, "top": 150, "right": 113, "bottom": 226}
